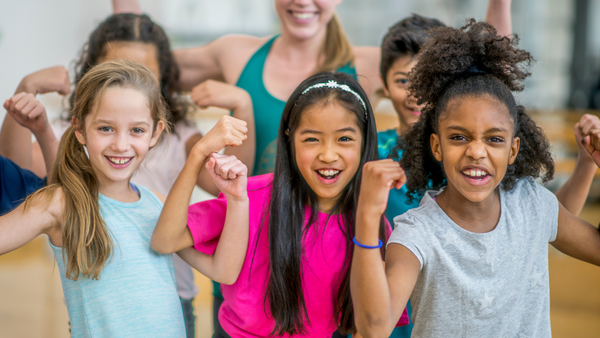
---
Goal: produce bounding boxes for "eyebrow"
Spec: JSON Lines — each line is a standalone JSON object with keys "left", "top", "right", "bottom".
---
{"left": 393, "top": 71, "right": 409, "bottom": 76}
{"left": 93, "top": 119, "right": 151, "bottom": 128}
{"left": 299, "top": 127, "right": 357, "bottom": 135}
{"left": 446, "top": 125, "right": 509, "bottom": 134}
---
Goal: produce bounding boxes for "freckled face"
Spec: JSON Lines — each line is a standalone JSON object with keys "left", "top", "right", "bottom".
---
{"left": 293, "top": 101, "right": 362, "bottom": 211}
{"left": 100, "top": 42, "right": 161, "bottom": 80}
{"left": 383, "top": 56, "right": 424, "bottom": 131}
{"left": 74, "top": 87, "right": 164, "bottom": 186}
{"left": 275, "top": 0, "right": 343, "bottom": 41}
{"left": 430, "top": 95, "right": 520, "bottom": 203}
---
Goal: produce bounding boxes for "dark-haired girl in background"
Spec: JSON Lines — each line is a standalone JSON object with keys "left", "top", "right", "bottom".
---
{"left": 351, "top": 20, "right": 600, "bottom": 337}
{"left": 151, "top": 72, "right": 409, "bottom": 338}
{"left": 0, "top": 12, "right": 256, "bottom": 338}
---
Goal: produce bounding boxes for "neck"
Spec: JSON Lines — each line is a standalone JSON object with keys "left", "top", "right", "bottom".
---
{"left": 96, "top": 173, "right": 139, "bottom": 203}
{"left": 275, "top": 27, "right": 326, "bottom": 66}
{"left": 435, "top": 184, "right": 501, "bottom": 233}
{"left": 316, "top": 196, "right": 339, "bottom": 215}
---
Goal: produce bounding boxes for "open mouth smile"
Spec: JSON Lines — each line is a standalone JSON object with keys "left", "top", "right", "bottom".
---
{"left": 315, "top": 169, "right": 342, "bottom": 184}
{"left": 105, "top": 156, "right": 134, "bottom": 168}
{"left": 461, "top": 168, "right": 491, "bottom": 185}
{"left": 289, "top": 11, "right": 318, "bottom": 21}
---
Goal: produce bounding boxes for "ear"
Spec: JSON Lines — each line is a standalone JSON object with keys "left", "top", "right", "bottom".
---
{"left": 430, "top": 133, "right": 442, "bottom": 161}
{"left": 149, "top": 121, "right": 165, "bottom": 148}
{"left": 380, "top": 74, "right": 390, "bottom": 98}
{"left": 72, "top": 116, "right": 86, "bottom": 145}
{"left": 508, "top": 136, "right": 520, "bottom": 165}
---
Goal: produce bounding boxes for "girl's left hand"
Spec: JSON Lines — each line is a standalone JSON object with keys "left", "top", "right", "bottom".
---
{"left": 4, "top": 93, "right": 49, "bottom": 135}
{"left": 357, "top": 159, "right": 407, "bottom": 219}
{"left": 206, "top": 153, "right": 248, "bottom": 201}
{"left": 190, "top": 80, "right": 251, "bottom": 111}
{"left": 575, "top": 114, "right": 600, "bottom": 164}
{"left": 582, "top": 128, "right": 600, "bottom": 168}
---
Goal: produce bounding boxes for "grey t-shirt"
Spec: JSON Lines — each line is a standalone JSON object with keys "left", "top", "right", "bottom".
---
{"left": 388, "top": 178, "right": 559, "bottom": 338}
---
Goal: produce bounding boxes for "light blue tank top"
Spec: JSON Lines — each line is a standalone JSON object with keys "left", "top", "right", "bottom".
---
{"left": 50, "top": 184, "right": 185, "bottom": 337}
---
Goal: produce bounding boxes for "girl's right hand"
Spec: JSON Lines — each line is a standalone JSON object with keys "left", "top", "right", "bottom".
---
{"left": 582, "top": 128, "right": 600, "bottom": 168}
{"left": 20, "top": 66, "right": 70, "bottom": 95}
{"left": 206, "top": 153, "right": 248, "bottom": 201}
{"left": 194, "top": 116, "right": 248, "bottom": 157}
{"left": 4, "top": 93, "right": 50, "bottom": 135}
{"left": 357, "top": 159, "right": 407, "bottom": 219}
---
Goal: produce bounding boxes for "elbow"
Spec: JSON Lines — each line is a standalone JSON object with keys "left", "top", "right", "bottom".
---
{"left": 150, "top": 238, "right": 177, "bottom": 255}
{"left": 355, "top": 316, "right": 394, "bottom": 338}
{"left": 213, "top": 270, "right": 240, "bottom": 285}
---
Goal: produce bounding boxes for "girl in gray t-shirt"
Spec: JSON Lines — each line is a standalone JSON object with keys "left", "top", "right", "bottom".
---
{"left": 350, "top": 20, "right": 600, "bottom": 338}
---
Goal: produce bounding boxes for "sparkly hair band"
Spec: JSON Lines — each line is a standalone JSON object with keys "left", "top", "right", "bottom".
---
{"left": 301, "top": 80, "right": 368, "bottom": 116}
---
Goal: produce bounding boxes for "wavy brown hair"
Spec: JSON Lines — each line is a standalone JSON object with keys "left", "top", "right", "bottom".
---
{"left": 67, "top": 13, "right": 188, "bottom": 126}
{"left": 316, "top": 14, "right": 355, "bottom": 73}
{"left": 26, "top": 60, "right": 169, "bottom": 280}
{"left": 393, "top": 19, "right": 554, "bottom": 202}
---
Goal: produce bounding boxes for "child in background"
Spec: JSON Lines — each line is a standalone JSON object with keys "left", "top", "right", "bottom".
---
{"left": 0, "top": 60, "right": 249, "bottom": 337}
{"left": 151, "top": 72, "right": 409, "bottom": 338}
{"left": 351, "top": 20, "right": 600, "bottom": 337}
{"left": 0, "top": 94, "right": 57, "bottom": 215}
{"left": 0, "top": 13, "right": 255, "bottom": 337}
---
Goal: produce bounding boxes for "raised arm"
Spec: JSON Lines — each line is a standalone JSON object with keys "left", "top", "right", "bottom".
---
{"left": 187, "top": 80, "right": 255, "bottom": 196}
{"left": 486, "top": 0, "right": 512, "bottom": 37}
{"left": 551, "top": 203, "right": 600, "bottom": 267}
{"left": 555, "top": 114, "right": 600, "bottom": 215}
{"left": 351, "top": 160, "right": 418, "bottom": 338}
{"left": 112, "top": 0, "right": 141, "bottom": 14}
{"left": 0, "top": 66, "right": 69, "bottom": 170}
{"left": 175, "top": 154, "right": 249, "bottom": 284}
{"left": 0, "top": 188, "right": 63, "bottom": 255}
{"left": 151, "top": 115, "right": 247, "bottom": 253}
{"left": 3, "top": 93, "right": 59, "bottom": 182}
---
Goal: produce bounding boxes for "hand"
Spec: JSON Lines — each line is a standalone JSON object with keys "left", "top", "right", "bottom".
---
{"left": 190, "top": 80, "right": 251, "bottom": 111}
{"left": 206, "top": 153, "right": 248, "bottom": 201}
{"left": 20, "top": 66, "right": 70, "bottom": 95}
{"left": 193, "top": 115, "right": 248, "bottom": 157}
{"left": 582, "top": 129, "right": 600, "bottom": 168}
{"left": 4, "top": 93, "right": 50, "bottom": 135}
{"left": 575, "top": 114, "right": 600, "bottom": 164}
{"left": 357, "top": 159, "right": 407, "bottom": 219}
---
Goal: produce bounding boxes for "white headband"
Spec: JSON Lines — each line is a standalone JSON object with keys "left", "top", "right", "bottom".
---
{"left": 301, "top": 80, "right": 368, "bottom": 113}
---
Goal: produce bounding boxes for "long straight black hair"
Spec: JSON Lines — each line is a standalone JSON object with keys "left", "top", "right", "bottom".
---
{"left": 267, "top": 72, "right": 387, "bottom": 335}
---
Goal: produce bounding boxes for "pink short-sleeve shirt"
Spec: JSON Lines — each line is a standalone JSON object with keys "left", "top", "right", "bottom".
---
{"left": 187, "top": 173, "right": 408, "bottom": 337}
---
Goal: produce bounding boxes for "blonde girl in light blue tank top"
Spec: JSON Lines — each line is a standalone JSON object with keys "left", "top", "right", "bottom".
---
{"left": 0, "top": 59, "right": 247, "bottom": 337}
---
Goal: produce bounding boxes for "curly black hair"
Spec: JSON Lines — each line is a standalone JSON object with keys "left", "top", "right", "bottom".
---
{"left": 380, "top": 14, "right": 445, "bottom": 87}
{"left": 392, "top": 19, "right": 555, "bottom": 202}
{"left": 67, "top": 13, "right": 190, "bottom": 125}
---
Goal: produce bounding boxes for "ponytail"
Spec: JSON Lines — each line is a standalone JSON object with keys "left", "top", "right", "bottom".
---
{"left": 316, "top": 14, "right": 354, "bottom": 73}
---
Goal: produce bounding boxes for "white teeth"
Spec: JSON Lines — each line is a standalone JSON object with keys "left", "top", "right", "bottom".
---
{"left": 108, "top": 157, "right": 131, "bottom": 165}
{"left": 463, "top": 169, "right": 487, "bottom": 177}
{"left": 318, "top": 169, "right": 340, "bottom": 178}
{"left": 292, "top": 12, "right": 315, "bottom": 20}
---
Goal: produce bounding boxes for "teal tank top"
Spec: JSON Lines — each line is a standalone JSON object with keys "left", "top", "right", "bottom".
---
{"left": 236, "top": 35, "right": 357, "bottom": 176}
{"left": 50, "top": 185, "right": 185, "bottom": 337}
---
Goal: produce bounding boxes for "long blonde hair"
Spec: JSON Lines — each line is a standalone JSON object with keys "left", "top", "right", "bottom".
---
{"left": 316, "top": 14, "right": 355, "bottom": 73}
{"left": 26, "top": 60, "right": 169, "bottom": 280}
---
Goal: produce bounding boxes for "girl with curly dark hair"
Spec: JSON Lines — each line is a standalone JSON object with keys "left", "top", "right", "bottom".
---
{"left": 350, "top": 20, "right": 600, "bottom": 337}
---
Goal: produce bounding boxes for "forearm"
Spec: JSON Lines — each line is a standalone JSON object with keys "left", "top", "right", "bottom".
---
{"left": 486, "top": 0, "right": 512, "bottom": 37}
{"left": 0, "top": 202, "right": 52, "bottom": 255}
{"left": 206, "top": 198, "right": 249, "bottom": 284}
{"left": 112, "top": 0, "right": 141, "bottom": 14}
{"left": 152, "top": 151, "right": 208, "bottom": 253}
{"left": 351, "top": 212, "right": 396, "bottom": 338}
{"left": 555, "top": 155, "right": 597, "bottom": 216}
{"left": 0, "top": 81, "right": 36, "bottom": 168}
{"left": 33, "top": 127, "right": 59, "bottom": 183}
{"left": 224, "top": 100, "right": 255, "bottom": 174}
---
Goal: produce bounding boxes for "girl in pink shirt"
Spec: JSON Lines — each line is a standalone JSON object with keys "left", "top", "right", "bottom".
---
{"left": 152, "top": 72, "right": 408, "bottom": 337}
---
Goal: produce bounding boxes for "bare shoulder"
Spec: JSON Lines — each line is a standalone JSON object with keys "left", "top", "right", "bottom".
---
{"left": 352, "top": 46, "right": 383, "bottom": 103}
{"left": 215, "top": 35, "right": 274, "bottom": 83}
{"left": 151, "top": 190, "right": 167, "bottom": 204}
{"left": 353, "top": 46, "right": 381, "bottom": 64}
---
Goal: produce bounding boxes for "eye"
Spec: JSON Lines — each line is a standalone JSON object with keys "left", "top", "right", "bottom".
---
{"left": 488, "top": 136, "right": 505, "bottom": 143}
{"left": 339, "top": 136, "right": 353, "bottom": 142}
{"left": 395, "top": 78, "right": 409, "bottom": 87}
{"left": 303, "top": 137, "right": 318, "bottom": 143}
{"left": 449, "top": 134, "right": 467, "bottom": 141}
{"left": 132, "top": 127, "right": 145, "bottom": 134}
{"left": 98, "top": 126, "right": 113, "bottom": 132}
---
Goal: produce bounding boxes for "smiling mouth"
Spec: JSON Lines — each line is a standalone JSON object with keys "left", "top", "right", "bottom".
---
{"left": 316, "top": 169, "right": 341, "bottom": 180}
{"left": 106, "top": 156, "right": 133, "bottom": 165}
{"left": 290, "top": 11, "right": 317, "bottom": 20}
{"left": 462, "top": 169, "right": 490, "bottom": 180}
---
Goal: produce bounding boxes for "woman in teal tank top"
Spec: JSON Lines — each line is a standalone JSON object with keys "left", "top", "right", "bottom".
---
{"left": 237, "top": 35, "right": 357, "bottom": 175}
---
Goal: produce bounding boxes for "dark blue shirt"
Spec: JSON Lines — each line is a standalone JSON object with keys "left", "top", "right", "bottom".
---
{"left": 0, "top": 155, "right": 46, "bottom": 215}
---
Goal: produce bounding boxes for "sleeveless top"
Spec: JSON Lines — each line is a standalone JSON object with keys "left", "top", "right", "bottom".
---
{"left": 236, "top": 35, "right": 357, "bottom": 176}
{"left": 49, "top": 184, "right": 185, "bottom": 337}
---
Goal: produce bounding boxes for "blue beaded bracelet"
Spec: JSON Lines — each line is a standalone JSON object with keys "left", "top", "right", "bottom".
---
{"left": 353, "top": 237, "right": 383, "bottom": 249}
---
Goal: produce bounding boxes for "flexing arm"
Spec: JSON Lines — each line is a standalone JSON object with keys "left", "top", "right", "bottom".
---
{"left": 0, "top": 188, "right": 63, "bottom": 255}
{"left": 555, "top": 114, "right": 600, "bottom": 215}
{"left": 187, "top": 80, "right": 256, "bottom": 196}
{"left": 486, "top": 0, "right": 512, "bottom": 37}
{"left": 0, "top": 66, "right": 69, "bottom": 170}
{"left": 350, "top": 160, "right": 418, "bottom": 338}
{"left": 3, "top": 94, "right": 59, "bottom": 182}
{"left": 551, "top": 203, "right": 600, "bottom": 267}
{"left": 112, "top": 0, "right": 141, "bottom": 14}
{"left": 151, "top": 115, "right": 247, "bottom": 253}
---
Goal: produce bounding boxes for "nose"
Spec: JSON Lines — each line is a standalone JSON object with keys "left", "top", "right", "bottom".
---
{"left": 465, "top": 139, "right": 486, "bottom": 161}
{"left": 318, "top": 142, "right": 340, "bottom": 163}
{"left": 111, "top": 131, "right": 130, "bottom": 153}
{"left": 407, "top": 95, "right": 424, "bottom": 110}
